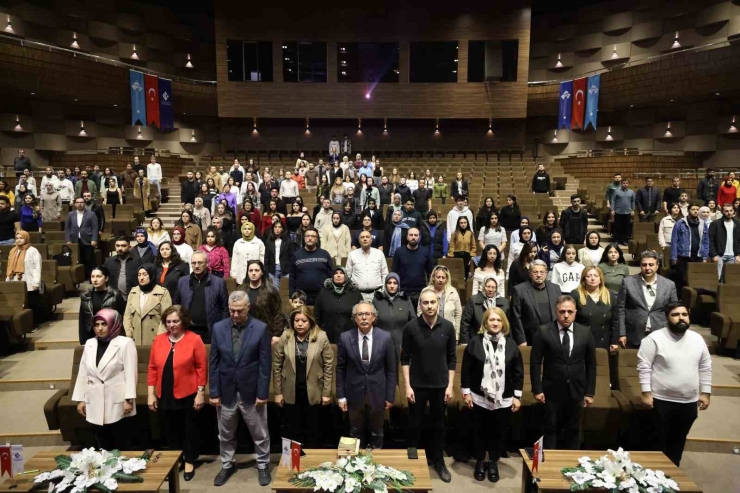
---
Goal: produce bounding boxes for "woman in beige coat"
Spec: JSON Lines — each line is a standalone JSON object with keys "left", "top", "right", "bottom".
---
{"left": 417, "top": 265, "right": 463, "bottom": 341}
{"left": 319, "top": 211, "right": 352, "bottom": 263}
{"left": 133, "top": 169, "right": 152, "bottom": 213}
{"left": 123, "top": 264, "right": 172, "bottom": 345}
{"left": 273, "top": 306, "right": 334, "bottom": 448}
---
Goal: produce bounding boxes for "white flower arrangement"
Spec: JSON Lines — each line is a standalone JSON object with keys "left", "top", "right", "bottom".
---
{"left": 34, "top": 448, "right": 147, "bottom": 493}
{"left": 289, "top": 454, "right": 414, "bottom": 493}
{"left": 561, "top": 448, "right": 679, "bottom": 493}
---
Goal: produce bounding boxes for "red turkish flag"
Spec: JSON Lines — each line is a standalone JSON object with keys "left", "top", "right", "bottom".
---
{"left": 0, "top": 446, "right": 11, "bottom": 478}
{"left": 291, "top": 441, "right": 301, "bottom": 472}
{"left": 571, "top": 77, "right": 587, "bottom": 130}
{"left": 145, "top": 74, "right": 160, "bottom": 128}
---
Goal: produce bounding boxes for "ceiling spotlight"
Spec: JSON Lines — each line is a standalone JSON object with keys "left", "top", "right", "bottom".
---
{"left": 357, "top": 118, "right": 362, "bottom": 130}
{"left": 670, "top": 99, "right": 674, "bottom": 102}
{"left": 30, "top": 92, "right": 35, "bottom": 96}
{"left": 552, "top": 129, "right": 558, "bottom": 142}
{"left": 365, "top": 93, "right": 370, "bottom": 99}
{"left": 435, "top": 118, "right": 440, "bottom": 135}
{"left": 113, "top": 104, "right": 117, "bottom": 107}
{"left": 606, "top": 126, "right": 614, "bottom": 141}
{"left": 716, "top": 92, "right": 720, "bottom": 96}
{"left": 487, "top": 118, "right": 494, "bottom": 136}
{"left": 5, "top": 16, "right": 13, "bottom": 33}
{"left": 611, "top": 46, "right": 618, "bottom": 59}
{"left": 305, "top": 118, "right": 310, "bottom": 134}
{"left": 383, "top": 118, "right": 388, "bottom": 133}
{"left": 131, "top": 45, "right": 139, "bottom": 60}
{"left": 186, "top": 53, "right": 193, "bottom": 68}
{"left": 253, "top": 117, "right": 258, "bottom": 133}
{"left": 71, "top": 32, "right": 79, "bottom": 49}
{"left": 137, "top": 126, "right": 143, "bottom": 139}
{"left": 730, "top": 116, "right": 737, "bottom": 132}
{"left": 664, "top": 121, "right": 673, "bottom": 137}
{"left": 672, "top": 32, "right": 680, "bottom": 49}
{"left": 630, "top": 104, "right": 634, "bottom": 108}
{"left": 79, "top": 121, "right": 87, "bottom": 136}
{"left": 14, "top": 115, "right": 21, "bottom": 131}
{"left": 555, "top": 54, "right": 563, "bottom": 68}
{"left": 190, "top": 130, "right": 196, "bottom": 142}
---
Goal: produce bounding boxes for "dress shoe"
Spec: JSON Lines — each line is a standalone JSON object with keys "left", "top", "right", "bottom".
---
{"left": 258, "top": 467, "right": 272, "bottom": 486}
{"left": 434, "top": 462, "right": 452, "bottom": 483}
{"left": 213, "top": 467, "right": 236, "bottom": 487}
{"left": 488, "top": 461, "right": 500, "bottom": 482}
{"left": 183, "top": 463, "right": 195, "bottom": 482}
{"left": 473, "top": 460, "right": 488, "bottom": 481}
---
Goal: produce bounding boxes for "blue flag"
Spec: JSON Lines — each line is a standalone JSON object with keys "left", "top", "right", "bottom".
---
{"left": 129, "top": 70, "right": 146, "bottom": 126}
{"left": 558, "top": 80, "right": 573, "bottom": 130}
{"left": 585, "top": 74, "right": 600, "bottom": 130}
{"left": 158, "top": 78, "right": 174, "bottom": 131}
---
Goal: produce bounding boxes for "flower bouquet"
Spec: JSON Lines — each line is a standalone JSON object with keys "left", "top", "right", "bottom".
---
{"left": 289, "top": 454, "right": 415, "bottom": 493}
{"left": 560, "top": 448, "right": 679, "bottom": 493}
{"left": 34, "top": 448, "right": 147, "bottom": 493}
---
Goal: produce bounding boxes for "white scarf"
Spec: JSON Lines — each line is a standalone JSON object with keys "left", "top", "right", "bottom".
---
{"left": 481, "top": 332, "right": 506, "bottom": 406}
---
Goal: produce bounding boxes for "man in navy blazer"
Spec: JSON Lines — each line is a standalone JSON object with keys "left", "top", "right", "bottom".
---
{"left": 65, "top": 196, "right": 98, "bottom": 277}
{"left": 336, "top": 301, "right": 397, "bottom": 449}
{"left": 209, "top": 290, "right": 272, "bottom": 487}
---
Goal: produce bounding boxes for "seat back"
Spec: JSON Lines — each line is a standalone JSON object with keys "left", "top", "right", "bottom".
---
{"left": 41, "top": 260, "right": 59, "bottom": 284}
{"left": 0, "top": 282, "right": 28, "bottom": 312}
{"left": 686, "top": 262, "right": 719, "bottom": 291}
{"left": 593, "top": 348, "right": 611, "bottom": 403}
{"left": 722, "top": 263, "right": 740, "bottom": 285}
{"left": 716, "top": 284, "right": 740, "bottom": 319}
{"left": 44, "top": 231, "right": 67, "bottom": 244}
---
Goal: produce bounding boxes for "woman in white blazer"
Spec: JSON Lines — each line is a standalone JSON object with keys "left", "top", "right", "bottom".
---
{"left": 230, "top": 221, "right": 265, "bottom": 284}
{"left": 72, "top": 308, "right": 138, "bottom": 450}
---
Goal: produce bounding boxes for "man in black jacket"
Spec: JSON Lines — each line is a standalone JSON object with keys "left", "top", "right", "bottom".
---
{"left": 531, "top": 164, "right": 551, "bottom": 195}
{"left": 708, "top": 203, "right": 740, "bottom": 280}
{"left": 102, "top": 236, "right": 138, "bottom": 301}
{"left": 83, "top": 191, "right": 105, "bottom": 238}
{"left": 180, "top": 171, "right": 199, "bottom": 207}
{"left": 289, "top": 228, "right": 334, "bottom": 304}
{"left": 636, "top": 177, "right": 661, "bottom": 223}
{"left": 423, "top": 211, "right": 447, "bottom": 259}
{"left": 558, "top": 195, "right": 588, "bottom": 245}
{"left": 360, "top": 199, "right": 384, "bottom": 230}
{"left": 509, "top": 260, "right": 560, "bottom": 345}
{"left": 530, "top": 294, "right": 596, "bottom": 450}
{"left": 697, "top": 168, "right": 719, "bottom": 205}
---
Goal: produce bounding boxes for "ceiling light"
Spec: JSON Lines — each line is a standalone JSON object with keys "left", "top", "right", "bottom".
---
{"left": 552, "top": 129, "right": 558, "bottom": 142}
{"left": 190, "top": 130, "right": 196, "bottom": 142}
{"left": 672, "top": 32, "right": 680, "bottom": 49}
{"left": 5, "top": 16, "right": 13, "bottom": 33}
{"left": 555, "top": 54, "right": 563, "bottom": 68}
{"left": 71, "top": 32, "right": 79, "bottom": 49}
{"left": 253, "top": 117, "right": 258, "bottom": 133}
{"left": 14, "top": 115, "right": 21, "bottom": 131}
{"left": 664, "top": 121, "right": 673, "bottom": 137}
{"left": 305, "top": 118, "right": 310, "bottom": 134}
{"left": 716, "top": 92, "right": 720, "bottom": 96}
{"left": 30, "top": 92, "right": 35, "bottom": 96}
{"left": 79, "top": 121, "right": 87, "bottom": 136}
{"left": 186, "top": 53, "right": 193, "bottom": 68}
{"left": 113, "top": 104, "right": 117, "bottom": 107}
{"left": 630, "top": 104, "right": 634, "bottom": 108}
{"left": 487, "top": 118, "right": 494, "bottom": 136}
{"left": 131, "top": 45, "right": 139, "bottom": 60}
{"left": 137, "top": 126, "right": 142, "bottom": 139}
{"left": 383, "top": 118, "right": 388, "bottom": 134}
{"left": 730, "top": 116, "right": 737, "bottom": 133}
{"left": 365, "top": 93, "right": 370, "bottom": 99}
{"left": 606, "top": 126, "right": 614, "bottom": 141}
{"left": 435, "top": 118, "right": 440, "bottom": 134}
{"left": 611, "top": 46, "right": 618, "bottom": 59}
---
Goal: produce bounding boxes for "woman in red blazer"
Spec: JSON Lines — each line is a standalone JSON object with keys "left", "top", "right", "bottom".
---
{"left": 147, "top": 305, "right": 207, "bottom": 482}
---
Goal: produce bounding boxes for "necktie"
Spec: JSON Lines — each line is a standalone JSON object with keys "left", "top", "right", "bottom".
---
{"left": 362, "top": 335, "right": 369, "bottom": 362}
{"left": 232, "top": 326, "right": 242, "bottom": 358}
{"left": 561, "top": 328, "right": 570, "bottom": 360}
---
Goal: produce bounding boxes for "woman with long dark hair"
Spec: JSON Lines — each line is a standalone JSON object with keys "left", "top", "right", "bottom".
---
{"left": 19, "top": 194, "right": 41, "bottom": 232}
{"left": 536, "top": 210, "right": 558, "bottom": 247}
{"left": 237, "top": 259, "right": 285, "bottom": 344}
{"left": 598, "top": 243, "right": 630, "bottom": 292}
{"left": 499, "top": 194, "right": 521, "bottom": 232}
{"left": 264, "top": 221, "right": 296, "bottom": 289}
{"left": 448, "top": 215, "right": 476, "bottom": 280}
{"left": 478, "top": 211, "right": 507, "bottom": 258}
{"left": 198, "top": 226, "right": 230, "bottom": 278}
{"left": 475, "top": 196, "right": 498, "bottom": 232}
{"left": 179, "top": 210, "right": 202, "bottom": 251}
{"left": 79, "top": 265, "right": 125, "bottom": 345}
{"left": 508, "top": 242, "right": 539, "bottom": 293}
{"left": 472, "top": 245, "right": 506, "bottom": 298}
{"left": 155, "top": 241, "right": 189, "bottom": 299}
{"left": 286, "top": 201, "right": 304, "bottom": 235}
{"left": 340, "top": 200, "right": 359, "bottom": 230}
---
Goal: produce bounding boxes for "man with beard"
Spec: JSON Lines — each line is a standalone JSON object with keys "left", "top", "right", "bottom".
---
{"left": 103, "top": 236, "right": 138, "bottom": 300}
{"left": 181, "top": 171, "right": 199, "bottom": 208}
{"left": 120, "top": 163, "right": 138, "bottom": 200}
{"left": 391, "top": 227, "right": 433, "bottom": 308}
{"left": 637, "top": 302, "right": 712, "bottom": 466}
{"left": 289, "top": 228, "right": 334, "bottom": 304}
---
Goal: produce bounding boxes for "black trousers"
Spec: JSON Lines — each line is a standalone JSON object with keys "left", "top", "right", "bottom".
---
{"left": 640, "top": 212, "right": 657, "bottom": 223}
{"left": 613, "top": 214, "right": 632, "bottom": 244}
{"left": 348, "top": 394, "right": 385, "bottom": 449}
{"left": 93, "top": 418, "right": 133, "bottom": 451}
{"left": 653, "top": 398, "right": 697, "bottom": 466}
{"left": 190, "top": 325, "right": 210, "bottom": 344}
{"left": 675, "top": 255, "right": 699, "bottom": 292}
{"left": 78, "top": 241, "right": 96, "bottom": 278}
{"left": 453, "top": 251, "right": 472, "bottom": 279}
{"left": 407, "top": 387, "right": 446, "bottom": 464}
{"left": 543, "top": 397, "right": 583, "bottom": 450}
{"left": 161, "top": 406, "right": 199, "bottom": 464}
{"left": 472, "top": 404, "right": 512, "bottom": 462}
{"left": 407, "top": 292, "right": 420, "bottom": 310}
{"left": 283, "top": 387, "right": 320, "bottom": 448}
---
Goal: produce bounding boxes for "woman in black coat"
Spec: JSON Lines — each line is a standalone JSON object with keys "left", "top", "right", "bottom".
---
{"left": 313, "top": 266, "right": 364, "bottom": 344}
{"left": 571, "top": 266, "right": 619, "bottom": 351}
{"left": 372, "top": 273, "right": 415, "bottom": 358}
{"left": 461, "top": 306, "right": 523, "bottom": 483}
{"left": 264, "top": 221, "right": 297, "bottom": 289}
{"left": 155, "top": 241, "right": 190, "bottom": 300}
{"left": 79, "top": 265, "right": 125, "bottom": 345}
{"left": 460, "top": 275, "right": 509, "bottom": 344}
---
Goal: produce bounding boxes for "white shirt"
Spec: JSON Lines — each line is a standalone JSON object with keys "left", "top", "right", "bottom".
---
{"left": 41, "top": 175, "right": 60, "bottom": 190}
{"left": 58, "top": 179, "right": 75, "bottom": 201}
{"left": 345, "top": 247, "right": 388, "bottom": 291}
{"left": 147, "top": 163, "right": 162, "bottom": 181}
{"left": 558, "top": 323, "right": 574, "bottom": 357}
{"left": 230, "top": 237, "right": 266, "bottom": 284}
{"left": 76, "top": 210, "right": 84, "bottom": 228}
{"left": 723, "top": 219, "right": 734, "bottom": 256}
{"left": 641, "top": 276, "right": 657, "bottom": 331}
{"left": 637, "top": 328, "right": 712, "bottom": 403}
{"left": 280, "top": 179, "right": 299, "bottom": 199}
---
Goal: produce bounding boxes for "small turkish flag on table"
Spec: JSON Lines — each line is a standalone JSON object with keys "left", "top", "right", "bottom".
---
{"left": 0, "top": 446, "right": 11, "bottom": 478}
{"left": 532, "top": 436, "right": 544, "bottom": 473}
{"left": 291, "top": 441, "right": 302, "bottom": 472}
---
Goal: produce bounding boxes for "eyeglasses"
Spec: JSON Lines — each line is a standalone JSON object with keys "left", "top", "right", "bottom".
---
{"left": 355, "top": 312, "right": 373, "bottom": 318}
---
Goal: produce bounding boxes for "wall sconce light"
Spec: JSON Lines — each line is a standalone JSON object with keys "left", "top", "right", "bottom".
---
{"left": 730, "top": 116, "right": 737, "bottom": 133}
{"left": 190, "top": 130, "right": 196, "bottom": 142}
{"left": 672, "top": 32, "right": 680, "bottom": 49}
{"left": 435, "top": 118, "right": 440, "bottom": 134}
{"left": 137, "top": 126, "right": 143, "bottom": 139}
{"left": 71, "top": 32, "right": 79, "bottom": 49}
{"left": 611, "top": 46, "right": 618, "bottom": 59}
{"left": 5, "top": 16, "right": 13, "bottom": 33}
{"left": 606, "top": 126, "right": 614, "bottom": 141}
{"left": 357, "top": 118, "right": 362, "bottom": 131}
{"left": 555, "top": 54, "right": 563, "bottom": 68}
{"left": 552, "top": 130, "right": 559, "bottom": 142}
{"left": 383, "top": 118, "right": 388, "bottom": 134}
{"left": 253, "top": 117, "right": 258, "bottom": 133}
{"left": 79, "top": 121, "right": 87, "bottom": 136}
{"left": 186, "top": 53, "right": 193, "bottom": 68}
{"left": 14, "top": 115, "right": 22, "bottom": 131}
{"left": 305, "top": 118, "right": 310, "bottom": 134}
{"left": 488, "top": 118, "right": 494, "bottom": 136}
{"left": 131, "top": 45, "right": 139, "bottom": 60}
{"left": 664, "top": 121, "right": 673, "bottom": 137}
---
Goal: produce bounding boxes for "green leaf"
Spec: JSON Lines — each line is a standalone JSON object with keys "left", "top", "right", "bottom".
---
{"left": 113, "top": 472, "right": 145, "bottom": 483}
{"left": 54, "top": 455, "right": 72, "bottom": 469}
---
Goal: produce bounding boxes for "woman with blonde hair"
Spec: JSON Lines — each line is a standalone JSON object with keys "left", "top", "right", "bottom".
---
{"left": 417, "top": 265, "right": 462, "bottom": 339}
{"left": 147, "top": 217, "right": 170, "bottom": 247}
{"left": 273, "top": 306, "right": 334, "bottom": 448}
{"left": 461, "top": 306, "right": 523, "bottom": 482}
{"left": 330, "top": 176, "right": 346, "bottom": 204}
{"left": 572, "top": 266, "right": 618, "bottom": 352}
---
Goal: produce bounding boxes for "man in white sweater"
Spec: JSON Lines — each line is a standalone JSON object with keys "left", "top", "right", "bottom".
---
{"left": 146, "top": 155, "right": 162, "bottom": 199}
{"left": 637, "top": 301, "right": 712, "bottom": 466}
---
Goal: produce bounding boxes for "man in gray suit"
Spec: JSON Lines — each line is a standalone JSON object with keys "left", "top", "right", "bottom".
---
{"left": 65, "top": 197, "right": 98, "bottom": 277}
{"left": 509, "top": 260, "right": 562, "bottom": 346}
{"left": 336, "top": 301, "right": 396, "bottom": 449}
{"left": 615, "top": 250, "right": 678, "bottom": 348}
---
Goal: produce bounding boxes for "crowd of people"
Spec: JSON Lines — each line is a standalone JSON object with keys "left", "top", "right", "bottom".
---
{"left": 0, "top": 149, "right": 717, "bottom": 486}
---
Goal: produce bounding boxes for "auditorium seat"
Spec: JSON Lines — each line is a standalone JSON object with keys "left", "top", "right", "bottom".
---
{"left": 710, "top": 284, "right": 740, "bottom": 352}
{"left": 583, "top": 348, "right": 628, "bottom": 449}
{"left": 48, "top": 243, "right": 85, "bottom": 293}
{"left": 628, "top": 222, "right": 656, "bottom": 257}
{"left": 721, "top": 263, "right": 740, "bottom": 285}
{"left": 614, "top": 349, "right": 656, "bottom": 450}
{"left": 40, "top": 260, "right": 65, "bottom": 311}
{"left": 681, "top": 262, "right": 718, "bottom": 324}
{"left": 0, "top": 282, "right": 34, "bottom": 346}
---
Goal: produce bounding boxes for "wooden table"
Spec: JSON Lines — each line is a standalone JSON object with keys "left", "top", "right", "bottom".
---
{"left": 272, "top": 449, "right": 433, "bottom": 493}
{"left": 519, "top": 449, "right": 702, "bottom": 493}
{"left": 0, "top": 451, "right": 182, "bottom": 493}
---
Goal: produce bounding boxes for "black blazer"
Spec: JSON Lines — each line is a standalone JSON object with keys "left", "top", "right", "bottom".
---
{"left": 572, "top": 289, "right": 618, "bottom": 350}
{"left": 708, "top": 218, "right": 740, "bottom": 258}
{"left": 264, "top": 235, "right": 296, "bottom": 275}
{"left": 460, "top": 293, "right": 510, "bottom": 344}
{"left": 156, "top": 261, "right": 190, "bottom": 300}
{"left": 132, "top": 245, "right": 155, "bottom": 266}
{"left": 509, "top": 281, "right": 561, "bottom": 346}
{"left": 451, "top": 180, "right": 469, "bottom": 199}
{"left": 461, "top": 334, "right": 523, "bottom": 401}
{"left": 360, "top": 208, "right": 385, "bottom": 230}
{"left": 530, "top": 322, "right": 596, "bottom": 402}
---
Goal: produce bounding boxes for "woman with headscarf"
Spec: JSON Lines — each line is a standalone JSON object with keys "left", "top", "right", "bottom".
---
{"left": 155, "top": 241, "right": 189, "bottom": 299}
{"left": 313, "top": 266, "right": 364, "bottom": 344}
{"left": 417, "top": 265, "right": 462, "bottom": 341}
{"left": 461, "top": 306, "right": 523, "bottom": 483}
{"left": 192, "top": 197, "right": 212, "bottom": 229}
{"left": 198, "top": 226, "right": 230, "bottom": 278}
{"left": 385, "top": 193, "right": 403, "bottom": 225}
{"left": 239, "top": 198, "right": 262, "bottom": 236}
{"left": 509, "top": 216, "right": 537, "bottom": 246}
{"left": 461, "top": 275, "right": 510, "bottom": 343}
{"left": 372, "top": 273, "right": 415, "bottom": 358}
{"left": 539, "top": 229, "right": 565, "bottom": 273}
{"left": 506, "top": 226, "right": 534, "bottom": 274}
{"left": 231, "top": 221, "right": 266, "bottom": 285}
{"left": 383, "top": 209, "right": 410, "bottom": 256}
{"left": 132, "top": 227, "right": 157, "bottom": 265}
{"left": 72, "top": 308, "right": 138, "bottom": 450}
{"left": 79, "top": 265, "right": 125, "bottom": 345}
{"left": 6, "top": 230, "right": 43, "bottom": 324}
{"left": 171, "top": 226, "right": 193, "bottom": 270}
{"left": 179, "top": 210, "right": 202, "bottom": 251}
{"left": 577, "top": 231, "right": 605, "bottom": 267}
{"left": 123, "top": 263, "right": 172, "bottom": 345}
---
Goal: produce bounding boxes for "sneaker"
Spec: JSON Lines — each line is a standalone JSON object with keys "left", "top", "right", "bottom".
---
{"left": 434, "top": 462, "right": 452, "bottom": 483}
{"left": 258, "top": 467, "right": 271, "bottom": 487}
{"left": 213, "top": 467, "right": 236, "bottom": 487}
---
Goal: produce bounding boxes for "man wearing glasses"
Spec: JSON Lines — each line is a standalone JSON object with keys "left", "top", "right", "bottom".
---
{"left": 289, "top": 227, "right": 334, "bottom": 305}
{"left": 615, "top": 250, "right": 678, "bottom": 349}
{"left": 336, "top": 302, "right": 396, "bottom": 449}
{"left": 173, "top": 251, "right": 229, "bottom": 343}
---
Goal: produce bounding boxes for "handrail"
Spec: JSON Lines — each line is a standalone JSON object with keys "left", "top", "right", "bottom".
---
{"left": 527, "top": 39, "right": 731, "bottom": 87}
{"left": 0, "top": 33, "right": 216, "bottom": 85}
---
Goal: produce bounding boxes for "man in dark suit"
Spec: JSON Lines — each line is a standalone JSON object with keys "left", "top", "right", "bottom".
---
{"left": 530, "top": 294, "right": 596, "bottom": 450}
{"left": 336, "top": 301, "right": 397, "bottom": 449}
{"left": 615, "top": 250, "right": 678, "bottom": 348}
{"left": 64, "top": 197, "right": 98, "bottom": 277}
{"left": 509, "top": 260, "right": 561, "bottom": 346}
{"left": 209, "top": 290, "right": 272, "bottom": 487}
